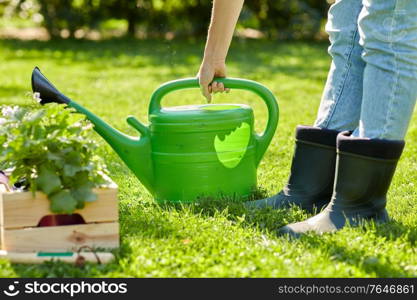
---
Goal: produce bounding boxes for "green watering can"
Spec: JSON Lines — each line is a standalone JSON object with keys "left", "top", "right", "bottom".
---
{"left": 31, "top": 67, "right": 279, "bottom": 202}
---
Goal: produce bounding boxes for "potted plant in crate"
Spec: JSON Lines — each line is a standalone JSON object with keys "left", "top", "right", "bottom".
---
{"left": 0, "top": 102, "right": 119, "bottom": 262}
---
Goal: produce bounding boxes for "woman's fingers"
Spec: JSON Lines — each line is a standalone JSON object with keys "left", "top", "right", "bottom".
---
{"left": 217, "top": 82, "right": 225, "bottom": 92}
{"left": 200, "top": 80, "right": 230, "bottom": 101}
{"left": 197, "top": 59, "right": 229, "bottom": 101}
{"left": 198, "top": 70, "right": 213, "bottom": 102}
{"left": 211, "top": 81, "right": 218, "bottom": 93}
{"left": 200, "top": 81, "right": 212, "bottom": 102}
{"left": 211, "top": 81, "right": 228, "bottom": 93}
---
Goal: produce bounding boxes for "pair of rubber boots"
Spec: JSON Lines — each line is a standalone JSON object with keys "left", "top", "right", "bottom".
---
{"left": 249, "top": 125, "right": 405, "bottom": 237}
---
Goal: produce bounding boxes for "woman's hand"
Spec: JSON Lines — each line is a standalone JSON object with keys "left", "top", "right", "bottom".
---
{"left": 197, "top": 58, "right": 229, "bottom": 102}
{"left": 197, "top": 0, "right": 244, "bottom": 102}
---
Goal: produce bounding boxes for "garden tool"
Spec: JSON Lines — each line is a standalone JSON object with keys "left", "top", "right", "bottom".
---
{"left": 279, "top": 131, "right": 405, "bottom": 236}
{"left": 31, "top": 67, "right": 279, "bottom": 202}
{"left": 247, "top": 125, "right": 340, "bottom": 212}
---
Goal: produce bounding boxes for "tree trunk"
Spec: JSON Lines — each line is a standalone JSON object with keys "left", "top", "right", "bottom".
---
{"left": 127, "top": 15, "right": 136, "bottom": 37}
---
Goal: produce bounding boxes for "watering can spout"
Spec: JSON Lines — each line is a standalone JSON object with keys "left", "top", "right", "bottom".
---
{"left": 31, "top": 67, "right": 72, "bottom": 105}
{"left": 31, "top": 67, "right": 155, "bottom": 194}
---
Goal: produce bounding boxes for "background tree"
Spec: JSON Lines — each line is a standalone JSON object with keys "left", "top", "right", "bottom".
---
{"left": 0, "top": 0, "right": 331, "bottom": 40}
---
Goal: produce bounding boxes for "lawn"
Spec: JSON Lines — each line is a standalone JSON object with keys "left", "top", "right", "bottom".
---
{"left": 0, "top": 37, "right": 416, "bottom": 277}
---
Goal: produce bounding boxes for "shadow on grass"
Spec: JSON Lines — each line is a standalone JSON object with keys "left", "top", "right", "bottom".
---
{"left": 156, "top": 189, "right": 309, "bottom": 234}
{"left": 0, "top": 38, "right": 329, "bottom": 81}
{"left": 299, "top": 231, "right": 413, "bottom": 277}
{"left": 372, "top": 219, "right": 417, "bottom": 246}
{"left": 8, "top": 211, "right": 415, "bottom": 277}
{"left": 156, "top": 195, "right": 415, "bottom": 277}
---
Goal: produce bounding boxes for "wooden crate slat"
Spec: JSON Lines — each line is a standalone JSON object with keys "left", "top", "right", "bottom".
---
{"left": 2, "top": 222, "right": 119, "bottom": 252}
{"left": 1, "top": 188, "right": 118, "bottom": 229}
{"left": 0, "top": 251, "right": 115, "bottom": 264}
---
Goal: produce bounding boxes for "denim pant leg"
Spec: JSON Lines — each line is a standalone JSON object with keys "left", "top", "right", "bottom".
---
{"left": 314, "top": 0, "right": 365, "bottom": 131}
{"left": 353, "top": 0, "right": 417, "bottom": 140}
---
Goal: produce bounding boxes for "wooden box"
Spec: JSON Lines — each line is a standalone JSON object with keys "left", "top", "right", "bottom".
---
{"left": 0, "top": 185, "right": 119, "bottom": 253}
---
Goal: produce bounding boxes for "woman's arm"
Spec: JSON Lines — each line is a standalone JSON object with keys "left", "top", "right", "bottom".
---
{"left": 198, "top": 0, "right": 244, "bottom": 101}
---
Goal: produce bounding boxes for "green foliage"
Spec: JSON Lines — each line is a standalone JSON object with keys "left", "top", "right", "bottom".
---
{"left": 244, "top": 0, "right": 324, "bottom": 39}
{"left": 37, "top": 0, "right": 103, "bottom": 38}
{"left": 0, "top": 103, "right": 110, "bottom": 214}
{"left": 0, "top": 0, "right": 41, "bottom": 27}
{"left": 0, "top": 0, "right": 329, "bottom": 39}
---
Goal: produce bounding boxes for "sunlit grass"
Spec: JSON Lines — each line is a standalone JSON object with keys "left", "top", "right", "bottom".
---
{"left": 0, "top": 38, "right": 416, "bottom": 277}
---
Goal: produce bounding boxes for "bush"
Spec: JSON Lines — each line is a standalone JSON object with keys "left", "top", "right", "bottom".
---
{"left": 37, "top": 0, "right": 103, "bottom": 38}
{"left": 0, "top": 0, "right": 330, "bottom": 40}
{"left": 244, "top": 0, "right": 325, "bottom": 39}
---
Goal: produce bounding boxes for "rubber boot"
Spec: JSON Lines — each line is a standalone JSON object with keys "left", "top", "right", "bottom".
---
{"left": 279, "top": 132, "right": 405, "bottom": 236}
{"left": 247, "top": 125, "right": 340, "bottom": 213}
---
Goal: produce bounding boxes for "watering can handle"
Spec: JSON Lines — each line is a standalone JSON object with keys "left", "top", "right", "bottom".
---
{"left": 149, "top": 77, "right": 279, "bottom": 165}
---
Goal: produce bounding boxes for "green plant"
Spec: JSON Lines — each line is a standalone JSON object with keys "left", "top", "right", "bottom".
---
{"left": 0, "top": 102, "right": 111, "bottom": 214}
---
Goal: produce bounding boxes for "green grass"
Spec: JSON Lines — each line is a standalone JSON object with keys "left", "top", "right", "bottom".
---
{"left": 0, "top": 38, "right": 416, "bottom": 277}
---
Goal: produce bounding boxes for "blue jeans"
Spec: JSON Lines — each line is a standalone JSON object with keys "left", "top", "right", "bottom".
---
{"left": 314, "top": 0, "right": 417, "bottom": 140}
